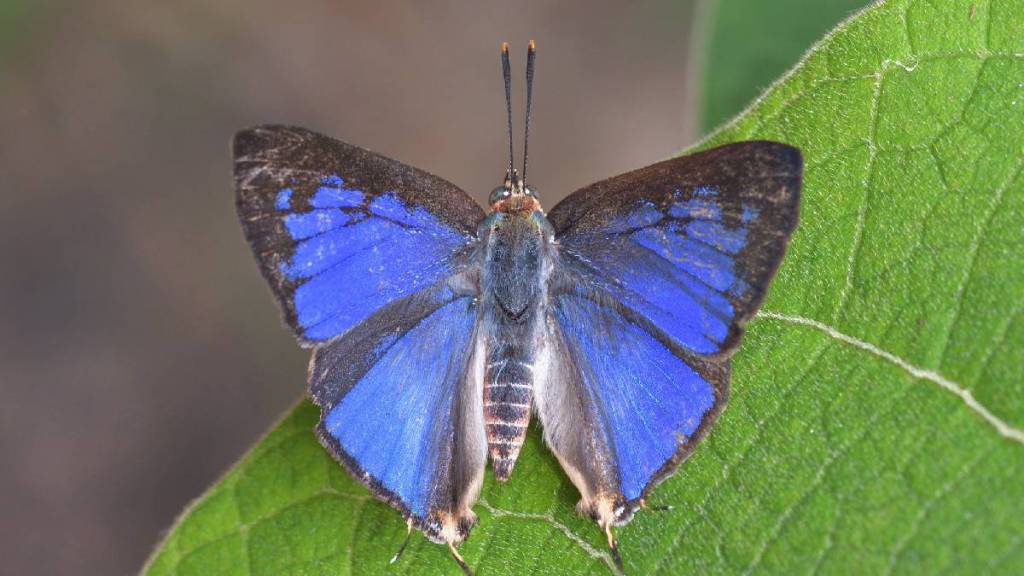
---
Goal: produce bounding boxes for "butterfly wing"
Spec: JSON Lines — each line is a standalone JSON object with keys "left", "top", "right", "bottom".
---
{"left": 234, "top": 125, "right": 485, "bottom": 344}
{"left": 536, "top": 292, "right": 728, "bottom": 525}
{"left": 234, "top": 126, "right": 488, "bottom": 542}
{"left": 547, "top": 141, "right": 801, "bottom": 356}
{"left": 309, "top": 284, "right": 486, "bottom": 543}
{"left": 538, "top": 141, "right": 801, "bottom": 526}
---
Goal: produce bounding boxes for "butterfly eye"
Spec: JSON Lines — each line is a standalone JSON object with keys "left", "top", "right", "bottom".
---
{"left": 489, "top": 186, "right": 511, "bottom": 204}
{"left": 524, "top": 186, "right": 539, "bottom": 199}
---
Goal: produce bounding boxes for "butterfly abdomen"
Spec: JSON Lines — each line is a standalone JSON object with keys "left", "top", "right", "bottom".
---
{"left": 483, "top": 351, "right": 534, "bottom": 480}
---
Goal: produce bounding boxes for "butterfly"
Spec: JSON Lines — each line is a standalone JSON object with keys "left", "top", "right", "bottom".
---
{"left": 234, "top": 41, "right": 800, "bottom": 573}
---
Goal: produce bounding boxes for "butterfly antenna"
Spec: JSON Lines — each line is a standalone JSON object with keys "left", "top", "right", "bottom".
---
{"left": 389, "top": 519, "right": 414, "bottom": 564}
{"left": 501, "top": 41, "right": 516, "bottom": 183}
{"left": 522, "top": 39, "right": 536, "bottom": 185}
{"left": 448, "top": 542, "right": 474, "bottom": 576}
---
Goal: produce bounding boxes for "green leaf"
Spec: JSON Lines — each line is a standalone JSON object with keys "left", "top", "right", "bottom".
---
{"left": 700, "top": 0, "right": 868, "bottom": 132}
{"left": 145, "top": 1, "right": 1024, "bottom": 574}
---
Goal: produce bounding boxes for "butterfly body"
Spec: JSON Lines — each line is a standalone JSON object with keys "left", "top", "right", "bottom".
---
{"left": 234, "top": 124, "right": 801, "bottom": 564}
{"left": 477, "top": 193, "right": 555, "bottom": 479}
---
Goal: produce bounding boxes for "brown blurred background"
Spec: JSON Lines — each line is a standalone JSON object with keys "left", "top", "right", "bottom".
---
{"left": 0, "top": 1, "right": 702, "bottom": 574}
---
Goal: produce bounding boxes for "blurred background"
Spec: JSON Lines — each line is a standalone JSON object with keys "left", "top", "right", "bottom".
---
{"left": 0, "top": 1, "right": 863, "bottom": 574}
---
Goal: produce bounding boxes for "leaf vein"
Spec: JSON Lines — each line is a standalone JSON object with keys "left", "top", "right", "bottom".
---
{"left": 975, "top": 300, "right": 1024, "bottom": 385}
{"left": 832, "top": 68, "right": 883, "bottom": 324}
{"left": 882, "top": 445, "right": 991, "bottom": 575}
{"left": 651, "top": 336, "right": 835, "bottom": 574}
{"left": 934, "top": 159, "right": 1024, "bottom": 375}
{"left": 758, "top": 310, "right": 1024, "bottom": 445}
{"left": 170, "top": 488, "right": 370, "bottom": 570}
{"left": 477, "top": 499, "right": 622, "bottom": 575}
{"left": 741, "top": 357, "right": 918, "bottom": 576}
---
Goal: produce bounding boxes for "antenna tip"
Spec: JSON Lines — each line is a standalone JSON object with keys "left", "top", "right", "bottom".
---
{"left": 501, "top": 41, "right": 509, "bottom": 53}
{"left": 528, "top": 39, "right": 536, "bottom": 51}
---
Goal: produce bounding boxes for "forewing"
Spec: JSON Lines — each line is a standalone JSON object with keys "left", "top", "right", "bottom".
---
{"left": 309, "top": 283, "right": 486, "bottom": 543}
{"left": 234, "top": 125, "right": 485, "bottom": 344}
{"left": 535, "top": 292, "right": 728, "bottom": 525}
{"left": 548, "top": 141, "right": 801, "bottom": 356}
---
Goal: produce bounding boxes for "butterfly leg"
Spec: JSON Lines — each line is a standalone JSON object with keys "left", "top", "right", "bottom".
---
{"left": 448, "top": 541, "right": 474, "bottom": 576}
{"left": 574, "top": 496, "right": 629, "bottom": 571}
{"left": 389, "top": 519, "right": 414, "bottom": 564}
{"left": 604, "top": 522, "right": 624, "bottom": 571}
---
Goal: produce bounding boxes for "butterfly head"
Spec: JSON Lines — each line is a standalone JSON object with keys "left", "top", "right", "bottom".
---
{"left": 489, "top": 168, "right": 541, "bottom": 212}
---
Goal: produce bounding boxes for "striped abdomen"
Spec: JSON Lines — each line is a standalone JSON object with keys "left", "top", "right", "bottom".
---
{"left": 484, "top": 354, "right": 533, "bottom": 480}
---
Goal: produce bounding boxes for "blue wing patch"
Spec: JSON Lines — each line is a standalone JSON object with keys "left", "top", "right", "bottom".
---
{"left": 234, "top": 126, "right": 485, "bottom": 344}
{"left": 550, "top": 141, "right": 801, "bottom": 356}
{"left": 559, "top": 186, "right": 753, "bottom": 355}
{"left": 321, "top": 296, "right": 476, "bottom": 517}
{"left": 550, "top": 294, "right": 719, "bottom": 501}
{"left": 308, "top": 286, "right": 486, "bottom": 542}
{"left": 276, "top": 176, "right": 472, "bottom": 340}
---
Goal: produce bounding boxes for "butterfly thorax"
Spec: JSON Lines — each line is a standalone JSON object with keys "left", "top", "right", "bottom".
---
{"left": 489, "top": 192, "right": 541, "bottom": 214}
{"left": 477, "top": 205, "right": 554, "bottom": 480}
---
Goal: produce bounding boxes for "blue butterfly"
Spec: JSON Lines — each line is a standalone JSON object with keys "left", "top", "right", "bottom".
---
{"left": 234, "top": 42, "right": 800, "bottom": 573}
